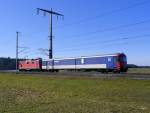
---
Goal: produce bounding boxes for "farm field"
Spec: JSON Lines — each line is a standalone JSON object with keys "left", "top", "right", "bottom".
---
{"left": 128, "top": 68, "right": 150, "bottom": 74}
{"left": 0, "top": 73, "right": 150, "bottom": 113}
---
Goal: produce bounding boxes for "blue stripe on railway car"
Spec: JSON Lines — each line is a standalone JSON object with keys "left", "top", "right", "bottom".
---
{"left": 42, "top": 60, "right": 53, "bottom": 66}
{"left": 54, "top": 59, "right": 76, "bottom": 65}
{"left": 76, "top": 58, "right": 104, "bottom": 65}
{"left": 47, "top": 60, "right": 53, "bottom": 65}
{"left": 76, "top": 56, "right": 117, "bottom": 69}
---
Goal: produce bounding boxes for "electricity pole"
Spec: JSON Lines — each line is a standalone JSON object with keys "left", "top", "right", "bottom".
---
{"left": 37, "top": 8, "right": 64, "bottom": 59}
{"left": 16, "top": 31, "right": 19, "bottom": 73}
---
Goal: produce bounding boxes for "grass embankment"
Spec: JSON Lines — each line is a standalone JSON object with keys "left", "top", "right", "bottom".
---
{"left": 128, "top": 68, "right": 150, "bottom": 74}
{"left": 0, "top": 73, "right": 150, "bottom": 113}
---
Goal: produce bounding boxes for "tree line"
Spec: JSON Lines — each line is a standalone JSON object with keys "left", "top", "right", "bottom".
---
{"left": 0, "top": 57, "right": 16, "bottom": 70}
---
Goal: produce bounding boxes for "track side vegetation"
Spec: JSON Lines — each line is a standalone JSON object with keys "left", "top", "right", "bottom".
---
{"left": 128, "top": 68, "right": 150, "bottom": 74}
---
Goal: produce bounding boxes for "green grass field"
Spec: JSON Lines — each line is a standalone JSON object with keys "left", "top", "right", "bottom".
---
{"left": 0, "top": 73, "right": 150, "bottom": 113}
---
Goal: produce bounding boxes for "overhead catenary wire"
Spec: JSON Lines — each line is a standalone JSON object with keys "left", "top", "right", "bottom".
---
{"left": 55, "top": 0, "right": 150, "bottom": 28}
{"left": 17, "top": 1, "right": 150, "bottom": 59}
{"left": 61, "top": 18, "right": 150, "bottom": 40}
{"left": 55, "top": 33, "right": 150, "bottom": 52}
{"left": 55, "top": 42, "right": 129, "bottom": 57}
{"left": 21, "top": 18, "right": 150, "bottom": 47}
{"left": 56, "top": 33, "right": 150, "bottom": 48}
{"left": 20, "top": 0, "right": 150, "bottom": 38}
{"left": 20, "top": 24, "right": 150, "bottom": 58}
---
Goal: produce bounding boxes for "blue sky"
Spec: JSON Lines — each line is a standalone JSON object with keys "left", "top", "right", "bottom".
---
{"left": 0, "top": 0, "right": 150, "bottom": 65}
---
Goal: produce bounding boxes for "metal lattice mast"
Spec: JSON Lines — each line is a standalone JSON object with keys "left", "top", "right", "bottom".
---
{"left": 37, "top": 8, "right": 64, "bottom": 59}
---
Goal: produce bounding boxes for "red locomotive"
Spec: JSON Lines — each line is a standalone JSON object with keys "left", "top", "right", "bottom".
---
{"left": 19, "top": 58, "right": 42, "bottom": 71}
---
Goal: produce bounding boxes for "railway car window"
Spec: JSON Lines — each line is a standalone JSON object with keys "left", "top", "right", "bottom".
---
{"left": 81, "top": 59, "right": 84, "bottom": 64}
{"left": 108, "top": 57, "right": 112, "bottom": 62}
{"left": 54, "top": 60, "right": 59, "bottom": 63}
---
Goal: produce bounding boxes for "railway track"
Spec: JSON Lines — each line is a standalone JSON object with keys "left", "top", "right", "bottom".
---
{"left": 0, "top": 71, "right": 150, "bottom": 80}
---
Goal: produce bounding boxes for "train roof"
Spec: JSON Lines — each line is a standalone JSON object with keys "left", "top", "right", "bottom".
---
{"left": 43, "top": 53, "right": 126, "bottom": 61}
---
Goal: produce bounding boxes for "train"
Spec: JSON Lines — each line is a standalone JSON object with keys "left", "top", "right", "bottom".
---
{"left": 19, "top": 53, "right": 128, "bottom": 73}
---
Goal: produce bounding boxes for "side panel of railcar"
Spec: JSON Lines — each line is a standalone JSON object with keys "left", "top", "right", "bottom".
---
{"left": 54, "top": 59, "right": 76, "bottom": 69}
{"left": 42, "top": 60, "right": 53, "bottom": 70}
{"left": 42, "top": 55, "right": 122, "bottom": 71}
{"left": 106, "top": 56, "right": 118, "bottom": 69}
{"left": 76, "top": 57, "right": 106, "bottom": 69}
{"left": 75, "top": 56, "right": 117, "bottom": 70}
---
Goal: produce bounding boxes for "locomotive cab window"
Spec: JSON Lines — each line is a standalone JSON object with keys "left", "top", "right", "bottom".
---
{"left": 120, "top": 56, "right": 127, "bottom": 62}
{"left": 121, "top": 57, "right": 127, "bottom": 62}
{"left": 117, "top": 55, "right": 127, "bottom": 62}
